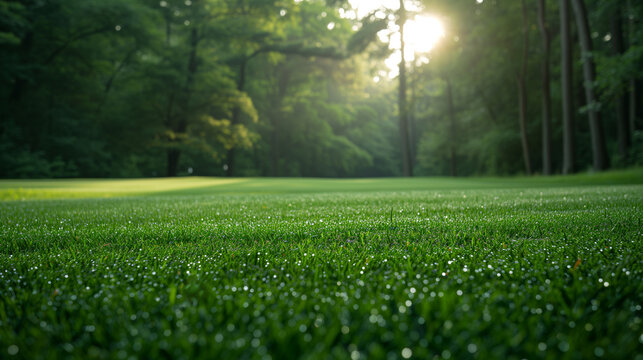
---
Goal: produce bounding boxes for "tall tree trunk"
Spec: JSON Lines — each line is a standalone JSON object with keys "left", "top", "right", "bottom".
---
{"left": 517, "top": 0, "right": 532, "bottom": 175}
{"left": 627, "top": 0, "right": 637, "bottom": 139}
{"left": 538, "top": 0, "right": 552, "bottom": 175}
{"left": 560, "top": 0, "right": 575, "bottom": 174}
{"left": 611, "top": 8, "right": 631, "bottom": 164}
{"left": 226, "top": 60, "right": 248, "bottom": 177}
{"left": 167, "top": 149, "right": 180, "bottom": 178}
{"left": 408, "top": 65, "right": 417, "bottom": 165}
{"left": 517, "top": 77, "right": 532, "bottom": 175}
{"left": 446, "top": 77, "right": 457, "bottom": 177}
{"left": 398, "top": 0, "right": 413, "bottom": 176}
{"left": 167, "top": 26, "right": 199, "bottom": 177}
{"left": 571, "top": 0, "right": 610, "bottom": 171}
{"left": 270, "top": 69, "right": 290, "bottom": 177}
{"left": 8, "top": 32, "right": 33, "bottom": 104}
{"left": 3, "top": 30, "right": 32, "bottom": 141}
{"left": 630, "top": 80, "right": 637, "bottom": 136}
{"left": 163, "top": 14, "right": 176, "bottom": 177}
{"left": 270, "top": 116, "right": 280, "bottom": 176}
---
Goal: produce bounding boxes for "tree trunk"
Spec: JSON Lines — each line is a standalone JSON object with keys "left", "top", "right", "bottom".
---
{"left": 560, "top": 0, "right": 575, "bottom": 174}
{"left": 630, "top": 81, "right": 637, "bottom": 136}
{"left": 611, "top": 8, "right": 631, "bottom": 163}
{"left": 571, "top": 0, "right": 610, "bottom": 171}
{"left": 270, "top": 117, "right": 280, "bottom": 176}
{"left": 8, "top": 32, "right": 33, "bottom": 104}
{"left": 517, "top": 0, "right": 532, "bottom": 175}
{"left": 270, "top": 69, "right": 290, "bottom": 177}
{"left": 398, "top": 0, "right": 413, "bottom": 177}
{"left": 627, "top": 0, "right": 637, "bottom": 141}
{"left": 167, "top": 149, "right": 180, "bottom": 178}
{"left": 517, "top": 77, "right": 532, "bottom": 175}
{"left": 446, "top": 77, "right": 457, "bottom": 177}
{"left": 163, "top": 14, "right": 177, "bottom": 177}
{"left": 167, "top": 25, "right": 199, "bottom": 177}
{"left": 408, "top": 66, "right": 417, "bottom": 166}
{"left": 226, "top": 60, "right": 248, "bottom": 177}
{"left": 537, "top": 0, "right": 552, "bottom": 175}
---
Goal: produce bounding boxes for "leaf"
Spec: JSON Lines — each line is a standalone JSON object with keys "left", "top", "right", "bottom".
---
{"left": 573, "top": 258, "right": 581, "bottom": 271}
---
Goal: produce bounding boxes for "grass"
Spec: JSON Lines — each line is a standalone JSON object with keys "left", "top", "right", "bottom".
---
{"left": 1, "top": 168, "right": 642, "bottom": 200}
{"left": 0, "top": 170, "right": 642, "bottom": 359}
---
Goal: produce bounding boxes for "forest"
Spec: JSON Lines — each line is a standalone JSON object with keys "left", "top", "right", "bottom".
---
{"left": 0, "top": 0, "right": 641, "bottom": 178}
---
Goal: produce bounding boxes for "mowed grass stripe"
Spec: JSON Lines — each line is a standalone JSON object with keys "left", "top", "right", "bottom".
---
{"left": 0, "top": 168, "right": 641, "bottom": 200}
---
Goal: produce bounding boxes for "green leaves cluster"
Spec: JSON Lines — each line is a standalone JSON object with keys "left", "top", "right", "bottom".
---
{"left": 0, "top": 0, "right": 395, "bottom": 178}
{"left": 2, "top": 0, "right": 639, "bottom": 178}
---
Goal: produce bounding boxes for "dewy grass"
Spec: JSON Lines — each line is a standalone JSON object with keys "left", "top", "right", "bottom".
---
{"left": 0, "top": 173, "right": 641, "bottom": 359}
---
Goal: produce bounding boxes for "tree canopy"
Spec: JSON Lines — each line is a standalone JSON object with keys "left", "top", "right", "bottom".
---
{"left": 1, "top": 0, "right": 641, "bottom": 178}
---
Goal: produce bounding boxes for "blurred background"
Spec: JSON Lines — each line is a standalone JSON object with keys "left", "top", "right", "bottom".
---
{"left": 0, "top": 0, "right": 641, "bottom": 178}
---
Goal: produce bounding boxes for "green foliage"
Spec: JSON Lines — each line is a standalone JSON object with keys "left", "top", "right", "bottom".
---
{"left": 347, "top": 15, "right": 388, "bottom": 55}
{"left": 0, "top": 1, "right": 27, "bottom": 47}
{"left": 0, "top": 0, "right": 400, "bottom": 178}
{"left": 1, "top": 0, "right": 641, "bottom": 178}
{"left": 594, "top": 1, "right": 643, "bottom": 99}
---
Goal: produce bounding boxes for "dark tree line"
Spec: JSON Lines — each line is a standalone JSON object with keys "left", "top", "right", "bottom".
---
{"left": 0, "top": 0, "right": 641, "bottom": 178}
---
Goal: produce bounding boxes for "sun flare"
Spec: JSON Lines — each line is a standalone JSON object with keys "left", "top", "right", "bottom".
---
{"left": 404, "top": 15, "right": 445, "bottom": 56}
{"left": 380, "top": 14, "right": 446, "bottom": 78}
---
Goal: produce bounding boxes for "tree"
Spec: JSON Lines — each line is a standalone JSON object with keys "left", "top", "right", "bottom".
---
{"left": 398, "top": 0, "right": 413, "bottom": 176}
{"left": 626, "top": 0, "right": 639, "bottom": 138}
{"left": 222, "top": 2, "right": 388, "bottom": 176}
{"left": 234, "top": 0, "right": 390, "bottom": 177}
{"left": 2, "top": 0, "right": 637, "bottom": 179}
{"left": 445, "top": 76, "right": 457, "bottom": 177}
{"left": 0, "top": 0, "right": 158, "bottom": 177}
{"left": 571, "top": 0, "right": 609, "bottom": 171}
{"left": 149, "top": 0, "right": 260, "bottom": 177}
{"left": 610, "top": 6, "right": 630, "bottom": 163}
{"left": 560, "top": 0, "right": 575, "bottom": 174}
{"left": 594, "top": 0, "right": 643, "bottom": 166}
{"left": 516, "top": 0, "right": 532, "bottom": 175}
{"left": 537, "top": 0, "right": 552, "bottom": 175}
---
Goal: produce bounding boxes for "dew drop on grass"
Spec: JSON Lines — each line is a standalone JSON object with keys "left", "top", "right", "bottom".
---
{"left": 350, "top": 350, "right": 360, "bottom": 360}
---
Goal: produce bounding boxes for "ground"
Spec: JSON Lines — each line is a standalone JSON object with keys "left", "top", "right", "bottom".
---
{"left": 0, "top": 170, "right": 641, "bottom": 359}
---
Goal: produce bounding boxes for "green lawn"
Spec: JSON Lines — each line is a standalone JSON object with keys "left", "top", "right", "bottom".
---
{"left": 1, "top": 171, "right": 642, "bottom": 359}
